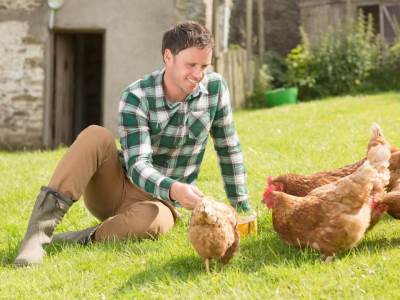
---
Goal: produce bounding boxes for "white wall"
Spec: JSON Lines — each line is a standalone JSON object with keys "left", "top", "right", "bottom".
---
{"left": 54, "top": 0, "right": 178, "bottom": 134}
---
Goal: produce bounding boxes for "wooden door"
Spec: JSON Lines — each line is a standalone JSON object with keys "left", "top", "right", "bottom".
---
{"left": 53, "top": 34, "right": 75, "bottom": 147}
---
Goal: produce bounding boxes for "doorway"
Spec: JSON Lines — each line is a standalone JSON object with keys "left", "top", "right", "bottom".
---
{"left": 51, "top": 32, "right": 104, "bottom": 147}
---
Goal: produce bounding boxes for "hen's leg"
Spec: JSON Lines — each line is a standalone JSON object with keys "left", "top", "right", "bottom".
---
{"left": 323, "top": 254, "right": 335, "bottom": 263}
{"left": 205, "top": 258, "right": 210, "bottom": 273}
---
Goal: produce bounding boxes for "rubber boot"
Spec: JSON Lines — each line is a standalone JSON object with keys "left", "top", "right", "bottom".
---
{"left": 52, "top": 226, "right": 98, "bottom": 245}
{"left": 14, "top": 186, "right": 74, "bottom": 266}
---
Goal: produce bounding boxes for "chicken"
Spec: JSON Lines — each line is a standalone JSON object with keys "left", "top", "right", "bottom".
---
{"left": 262, "top": 124, "right": 391, "bottom": 261}
{"left": 266, "top": 123, "right": 396, "bottom": 229}
{"left": 267, "top": 159, "right": 366, "bottom": 198}
{"left": 188, "top": 197, "right": 239, "bottom": 272}
{"left": 267, "top": 124, "right": 398, "bottom": 198}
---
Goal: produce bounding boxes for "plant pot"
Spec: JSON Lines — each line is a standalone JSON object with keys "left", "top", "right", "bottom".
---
{"left": 265, "top": 87, "right": 298, "bottom": 107}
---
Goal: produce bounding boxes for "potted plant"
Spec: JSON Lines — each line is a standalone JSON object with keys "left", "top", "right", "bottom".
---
{"left": 264, "top": 86, "right": 298, "bottom": 107}
{"left": 262, "top": 51, "right": 298, "bottom": 108}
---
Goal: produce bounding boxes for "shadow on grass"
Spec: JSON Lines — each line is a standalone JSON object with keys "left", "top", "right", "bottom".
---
{"left": 0, "top": 232, "right": 22, "bottom": 267}
{"left": 233, "top": 212, "right": 324, "bottom": 270}
{"left": 238, "top": 217, "right": 400, "bottom": 270}
{"left": 238, "top": 231, "right": 321, "bottom": 270}
{"left": 115, "top": 233, "right": 322, "bottom": 294}
{"left": 116, "top": 254, "right": 205, "bottom": 294}
{"left": 0, "top": 241, "right": 67, "bottom": 268}
{"left": 0, "top": 248, "right": 18, "bottom": 267}
{"left": 3, "top": 220, "right": 400, "bottom": 271}
{"left": 1, "top": 236, "right": 147, "bottom": 268}
{"left": 356, "top": 236, "right": 400, "bottom": 253}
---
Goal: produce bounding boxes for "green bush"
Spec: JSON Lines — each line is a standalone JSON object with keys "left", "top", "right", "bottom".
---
{"left": 361, "top": 38, "right": 400, "bottom": 92}
{"left": 286, "top": 13, "right": 380, "bottom": 100}
{"left": 246, "top": 63, "right": 273, "bottom": 108}
{"left": 286, "top": 28, "right": 316, "bottom": 99}
{"left": 263, "top": 51, "right": 288, "bottom": 88}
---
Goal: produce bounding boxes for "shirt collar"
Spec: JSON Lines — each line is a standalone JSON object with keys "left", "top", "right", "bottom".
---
{"left": 156, "top": 68, "right": 209, "bottom": 107}
{"left": 189, "top": 80, "right": 209, "bottom": 99}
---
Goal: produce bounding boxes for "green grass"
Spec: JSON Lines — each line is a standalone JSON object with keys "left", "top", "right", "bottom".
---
{"left": 1, "top": 92, "right": 400, "bottom": 299}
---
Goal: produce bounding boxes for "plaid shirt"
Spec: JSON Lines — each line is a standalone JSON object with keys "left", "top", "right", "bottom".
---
{"left": 118, "top": 69, "right": 248, "bottom": 209}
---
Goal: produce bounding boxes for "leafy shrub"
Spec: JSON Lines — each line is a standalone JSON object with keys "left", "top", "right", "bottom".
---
{"left": 286, "top": 28, "right": 316, "bottom": 99}
{"left": 286, "top": 13, "right": 379, "bottom": 100}
{"left": 316, "top": 16, "right": 378, "bottom": 96}
{"left": 362, "top": 37, "right": 400, "bottom": 92}
{"left": 263, "top": 51, "right": 288, "bottom": 88}
{"left": 246, "top": 63, "right": 273, "bottom": 108}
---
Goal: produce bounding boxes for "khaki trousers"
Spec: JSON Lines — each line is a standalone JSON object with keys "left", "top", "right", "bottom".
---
{"left": 48, "top": 125, "right": 178, "bottom": 241}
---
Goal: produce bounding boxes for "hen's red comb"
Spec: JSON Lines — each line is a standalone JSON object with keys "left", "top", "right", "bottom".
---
{"left": 263, "top": 176, "right": 276, "bottom": 200}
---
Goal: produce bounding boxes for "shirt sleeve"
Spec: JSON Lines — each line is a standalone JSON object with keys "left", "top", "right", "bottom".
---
{"left": 118, "top": 90, "right": 176, "bottom": 202}
{"left": 210, "top": 77, "right": 249, "bottom": 208}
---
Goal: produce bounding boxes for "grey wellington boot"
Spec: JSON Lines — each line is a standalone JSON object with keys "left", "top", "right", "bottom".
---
{"left": 14, "top": 186, "right": 74, "bottom": 266}
{"left": 52, "top": 225, "right": 98, "bottom": 245}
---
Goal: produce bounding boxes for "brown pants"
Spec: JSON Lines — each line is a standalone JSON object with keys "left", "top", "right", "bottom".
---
{"left": 48, "top": 125, "right": 178, "bottom": 241}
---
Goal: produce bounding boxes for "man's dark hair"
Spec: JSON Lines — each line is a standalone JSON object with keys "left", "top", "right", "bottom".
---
{"left": 162, "top": 21, "right": 214, "bottom": 56}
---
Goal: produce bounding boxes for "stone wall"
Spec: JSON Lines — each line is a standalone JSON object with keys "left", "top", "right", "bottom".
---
{"left": 0, "top": 17, "right": 45, "bottom": 149}
{"left": 0, "top": 0, "right": 41, "bottom": 11}
{"left": 175, "top": 0, "right": 233, "bottom": 53}
{"left": 174, "top": 0, "right": 207, "bottom": 24}
{"left": 0, "top": 0, "right": 207, "bottom": 149}
{"left": 264, "top": 0, "right": 300, "bottom": 56}
{"left": 299, "top": 0, "right": 348, "bottom": 47}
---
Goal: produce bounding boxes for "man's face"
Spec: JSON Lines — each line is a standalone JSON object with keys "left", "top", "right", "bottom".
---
{"left": 163, "top": 46, "right": 213, "bottom": 98}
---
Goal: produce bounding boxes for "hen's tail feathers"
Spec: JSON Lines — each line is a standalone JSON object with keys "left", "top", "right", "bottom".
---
{"left": 347, "top": 123, "right": 390, "bottom": 188}
{"left": 367, "top": 144, "right": 391, "bottom": 169}
{"left": 219, "top": 229, "right": 240, "bottom": 264}
{"left": 349, "top": 160, "right": 377, "bottom": 185}
{"left": 368, "top": 122, "right": 387, "bottom": 152}
{"left": 366, "top": 124, "right": 391, "bottom": 189}
{"left": 371, "top": 122, "right": 383, "bottom": 138}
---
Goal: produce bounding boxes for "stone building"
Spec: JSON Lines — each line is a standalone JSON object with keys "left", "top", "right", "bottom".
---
{"left": 0, "top": 0, "right": 210, "bottom": 149}
{"left": 2, "top": 0, "right": 399, "bottom": 149}
{"left": 229, "top": 0, "right": 301, "bottom": 56}
{"left": 299, "top": 0, "right": 400, "bottom": 46}
{"left": 229, "top": 0, "right": 400, "bottom": 56}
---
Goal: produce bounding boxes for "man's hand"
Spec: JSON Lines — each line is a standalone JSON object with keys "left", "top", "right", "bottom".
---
{"left": 170, "top": 182, "right": 204, "bottom": 210}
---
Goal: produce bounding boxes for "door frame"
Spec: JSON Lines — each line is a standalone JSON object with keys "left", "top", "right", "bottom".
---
{"left": 43, "top": 29, "right": 105, "bottom": 148}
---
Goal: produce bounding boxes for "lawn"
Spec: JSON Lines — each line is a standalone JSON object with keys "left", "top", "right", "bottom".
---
{"left": 1, "top": 92, "right": 400, "bottom": 299}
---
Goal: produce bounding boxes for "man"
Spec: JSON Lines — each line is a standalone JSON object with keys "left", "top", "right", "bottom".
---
{"left": 14, "top": 21, "right": 251, "bottom": 266}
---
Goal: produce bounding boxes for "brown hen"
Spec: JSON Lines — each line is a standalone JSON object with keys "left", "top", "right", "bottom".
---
{"left": 267, "top": 126, "right": 397, "bottom": 197}
{"left": 267, "top": 124, "right": 398, "bottom": 228}
{"left": 188, "top": 197, "right": 239, "bottom": 272}
{"left": 262, "top": 124, "right": 391, "bottom": 261}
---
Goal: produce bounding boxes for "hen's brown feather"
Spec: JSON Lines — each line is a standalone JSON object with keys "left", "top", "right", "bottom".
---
{"left": 271, "top": 159, "right": 380, "bottom": 256}
{"left": 273, "top": 159, "right": 366, "bottom": 197}
{"left": 220, "top": 229, "right": 240, "bottom": 264}
{"left": 266, "top": 123, "right": 392, "bottom": 258}
{"left": 270, "top": 126, "right": 398, "bottom": 198}
{"left": 188, "top": 197, "right": 239, "bottom": 270}
{"left": 383, "top": 151, "right": 400, "bottom": 218}
{"left": 268, "top": 124, "right": 399, "bottom": 230}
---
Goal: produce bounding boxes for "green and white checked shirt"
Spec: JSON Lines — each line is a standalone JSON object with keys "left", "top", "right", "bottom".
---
{"left": 119, "top": 68, "right": 249, "bottom": 210}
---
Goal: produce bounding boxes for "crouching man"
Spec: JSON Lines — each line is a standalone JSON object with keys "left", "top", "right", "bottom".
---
{"left": 14, "top": 21, "right": 251, "bottom": 266}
